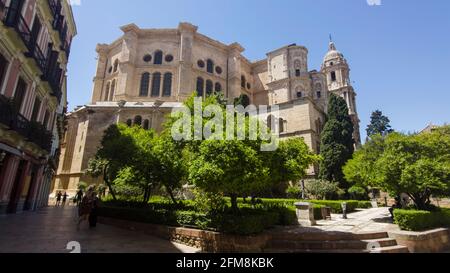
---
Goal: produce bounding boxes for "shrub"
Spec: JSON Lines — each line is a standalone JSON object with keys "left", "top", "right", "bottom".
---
{"left": 98, "top": 200, "right": 287, "bottom": 235}
{"left": 215, "top": 209, "right": 280, "bottom": 235}
{"left": 286, "top": 185, "right": 302, "bottom": 199}
{"left": 193, "top": 189, "right": 227, "bottom": 214}
{"left": 394, "top": 208, "right": 450, "bottom": 231}
{"left": 357, "top": 201, "right": 373, "bottom": 209}
{"left": 305, "top": 179, "right": 341, "bottom": 200}
{"left": 348, "top": 186, "right": 369, "bottom": 201}
{"left": 78, "top": 182, "right": 88, "bottom": 191}
{"left": 313, "top": 204, "right": 325, "bottom": 220}
{"left": 267, "top": 205, "right": 298, "bottom": 225}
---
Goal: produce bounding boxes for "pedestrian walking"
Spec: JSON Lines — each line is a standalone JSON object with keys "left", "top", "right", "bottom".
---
{"left": 62, "top": 192, "right": 69, "bottom": 207}
{"left": 89, "top": 193, "right": 99, "bottom": 228}
{"left": 75, "top": 189, "right": 83, "bottom": 207}
{"left": 77, "top": 186, "right": 95, "bottom": 230}
{"left": 55, "top": 191, "right": 62, "bottom": 207}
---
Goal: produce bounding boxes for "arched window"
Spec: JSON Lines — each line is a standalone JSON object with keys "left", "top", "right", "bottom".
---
{"left": 104, "top": 82, "right": 111, "bottom": 101}
{"left": 162, "top": 73, "right": 172, "bottom": 97}
{"left": 279, "top": 118, "right": 285, "bottom": 133}
{"left": 207, "top": 59, "right": 214, "bottom": 73}
{"left": 331, "top": 71, "right": 337, "bottom": 82}
{"left": 110, "top": 79, "right": 116, "bottom": 101}
{"left": 151, "top": 72, "right": 161, "bottom": 97}
{"left": 126, "top": 119, "right": 132, "bottom": 127}
{"left": 215, "top": 82, "right": 222, "bottom": 93}
{"left": 139, "top": 73, "right": 150, "bottom": 97}
{"left": 206, "top": 80, "right": 213, "bottom": 96}
{"left": 241, "top": 75, "right": 246, "bottom": 89}
{"left": 113, "top": 59, "right": 119, "bottom": 73}
{"left": 154, "top": 50, "right": 163, "bottom": 65}
{"left": 294, "top": 60, "right": 301, "bottom": 77}
{"left": 296, "top": 86, "right": 303, "bottom": 98}
{"left": 315, "top": 83, "right": 322, "bottom": 99}
{"left": 196, "top": 77, "right": 204, "bottom": 97}
{"left": 134, "top": 116, "right": 142, "bottom": 126}
{"left": 143, "top": 119, "right": 150, "bottom": 130}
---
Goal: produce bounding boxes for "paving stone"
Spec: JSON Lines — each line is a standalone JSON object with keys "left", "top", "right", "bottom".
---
{"left": 0, "top": 207, "right": 199, "bottom": 253}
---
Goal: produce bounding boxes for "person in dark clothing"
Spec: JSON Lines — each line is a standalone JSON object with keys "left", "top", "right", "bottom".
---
{"left": 75, "top": 189, "right": 83, "bottom": 207}
{"left": 56, "top": 191, "right": 62, "bottom": 207}
{"left": 389, "top": 196, "right": 402, "bottom": 219}
{"left": 62, "top": 192, "right": 69, "bottom": 206}
{"left": 88, "top": 193, "right": 99, "bottom": 228}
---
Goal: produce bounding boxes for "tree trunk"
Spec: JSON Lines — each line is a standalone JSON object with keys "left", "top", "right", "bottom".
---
{"left": 230, "top": 194, "right": 239, "bottom": 213}
{"left": 103, "top": 166, "right": 117, "bottom": 201}
{"left": 167, "top": 187, "right": 178, "bottom": 205}
{"left": 409, "top": 192, "right": 431, "bottom": 211}
{"left": 143, "top": 187, "right": 149, "bottom": 204}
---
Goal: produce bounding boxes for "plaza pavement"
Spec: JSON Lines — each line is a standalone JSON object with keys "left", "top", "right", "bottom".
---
{"left": 314, "top": 207, "right": 401, "bottom": 233}
{"left": 0, "top": 206, "right": 200, "bottom": 253}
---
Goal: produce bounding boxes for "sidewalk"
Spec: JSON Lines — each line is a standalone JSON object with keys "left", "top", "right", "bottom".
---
{"left": 0, "top": 206, "right": 199, "bottom": 253}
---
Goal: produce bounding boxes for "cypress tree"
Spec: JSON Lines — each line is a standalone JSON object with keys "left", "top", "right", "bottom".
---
{"left": 319, "top": 94, "right": 355, "bottom": 190}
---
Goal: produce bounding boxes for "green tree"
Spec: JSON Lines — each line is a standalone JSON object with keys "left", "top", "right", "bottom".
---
{"left": 265, "top": 138, "right": 319, "bottom": 187}
{"left": 319, "top": 94, "right": 354, "bottom": 190}
{"left": 366, "top": 110, "right": 394, "bottom": 138}
{"left": 152, "top": 133, "right": 187, "bottom": 204}
{"left": 88, "top": 124, "right": 157, "bottom": 202}
{"left": 344, "top": 128, "right": 450, "bottom": 210}
{"left": 185, "top": 95, "right": 316, "bottom": 210}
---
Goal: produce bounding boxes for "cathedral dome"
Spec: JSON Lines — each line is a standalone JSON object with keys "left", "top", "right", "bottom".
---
{"left": 323, "top": 41, "right": 344, "bottom": 63}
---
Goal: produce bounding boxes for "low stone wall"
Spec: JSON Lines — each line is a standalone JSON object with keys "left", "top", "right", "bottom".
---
{"left": 388, "top": 228, "right": 450, "bottom": 253}
{"left": 98, "top": 217, "right": 271, "bottom": 252}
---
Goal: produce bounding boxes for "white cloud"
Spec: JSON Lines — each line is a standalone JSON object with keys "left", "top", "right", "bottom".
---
{"left": 367, "top": 0, "right": 382, "bottom": 6}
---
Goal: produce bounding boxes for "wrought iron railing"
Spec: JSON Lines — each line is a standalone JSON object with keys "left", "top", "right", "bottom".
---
{"left": 0, "top": 95, "right": 53, "bottom": 153}
{"left": 2, "top": 6, "right": 63, "bottom": 104}
{"left": 60, "top": 39, "right": 71, "bottom": 59}
{"left": 3, "top": 7, "right": 32, "bottom": 47}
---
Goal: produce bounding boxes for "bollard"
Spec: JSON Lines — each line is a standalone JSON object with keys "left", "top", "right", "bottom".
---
{"left": 341, "top": 202, "right": 348, "bottom": 219}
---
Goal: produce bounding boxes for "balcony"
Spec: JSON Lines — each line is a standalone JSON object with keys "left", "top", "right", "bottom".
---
{"left": 0, "top": 95, "right": 53, "bottom": 153}
{"left": 1, "top": 5, "right": 63, "bottom": 104}
{"left": 48, "top": 0, "right": 71, "bottom": 57}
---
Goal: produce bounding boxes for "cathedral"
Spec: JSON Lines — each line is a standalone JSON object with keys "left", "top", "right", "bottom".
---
{"left": 53, "top": 22, "right": 361, "bottom": 194}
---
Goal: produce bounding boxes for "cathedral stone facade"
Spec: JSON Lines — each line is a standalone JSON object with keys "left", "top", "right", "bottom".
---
{"left": 53, "top": 22, "right": 361, "bottom": 194}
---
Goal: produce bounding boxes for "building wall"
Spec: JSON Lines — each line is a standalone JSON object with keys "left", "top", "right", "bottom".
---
{"left": 0, "top": 0, "right": 76, "bottom": 214}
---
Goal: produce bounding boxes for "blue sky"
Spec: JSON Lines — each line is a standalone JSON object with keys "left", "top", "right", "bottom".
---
{"left": 67, "top": 0, "right": 450, "bottom": 141}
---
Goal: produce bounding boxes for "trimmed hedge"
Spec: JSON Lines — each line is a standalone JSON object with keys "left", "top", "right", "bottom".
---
{"left": 394, "top": 208, "right": 450, "bottom": 231}
{"left": 248, "top": 198, "right": 372, "bottom": 214}
{"left": 97, "top": 197, "right": 373, "bottom": 234}
{"left": 97, "top": 203, "right": 296, "bottom": 235}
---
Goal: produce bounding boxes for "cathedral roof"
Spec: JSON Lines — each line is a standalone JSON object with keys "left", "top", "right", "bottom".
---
{"left": 323, "top": 41, "right": 345, "bottom": 63}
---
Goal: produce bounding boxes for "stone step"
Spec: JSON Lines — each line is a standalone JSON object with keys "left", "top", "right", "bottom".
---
{"left": 270, "top": 231, "right": 389, "bottom": 242}
{"left": 364, "top": 238, "right": 399, "bottom": 248}
{"left": 263, "top": 248, "right": 370, "bottom": 253}
{"left": 269, "top": 238, "right": 397, "bottom": 251}
{"left": 264, "top": 245, "right": 409, "bottom": 254}
{"left": 371, "top": 245, "right": 410, "bottom": 253}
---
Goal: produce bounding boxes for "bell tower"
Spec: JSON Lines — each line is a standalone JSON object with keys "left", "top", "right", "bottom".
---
{"left": 321, "top": 40, "right": 361, "bottom": 146}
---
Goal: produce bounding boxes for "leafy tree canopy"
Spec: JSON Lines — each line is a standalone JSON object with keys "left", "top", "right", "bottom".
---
{"left": 344, "top": 127, "right": 450, "bottom": 210}
{"left": 366, "top": 110, "right": 394, "bottom": 138}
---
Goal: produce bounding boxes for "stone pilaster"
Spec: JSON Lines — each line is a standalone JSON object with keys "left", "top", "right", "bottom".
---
{"left": 91, "top": 45, "right": 109, "bottom": 103}
{"left": 227, "top": 43, "right": 244, "bottom": 102}
{"left": 177, "top": 22, "right": 198, "bottom": 101}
